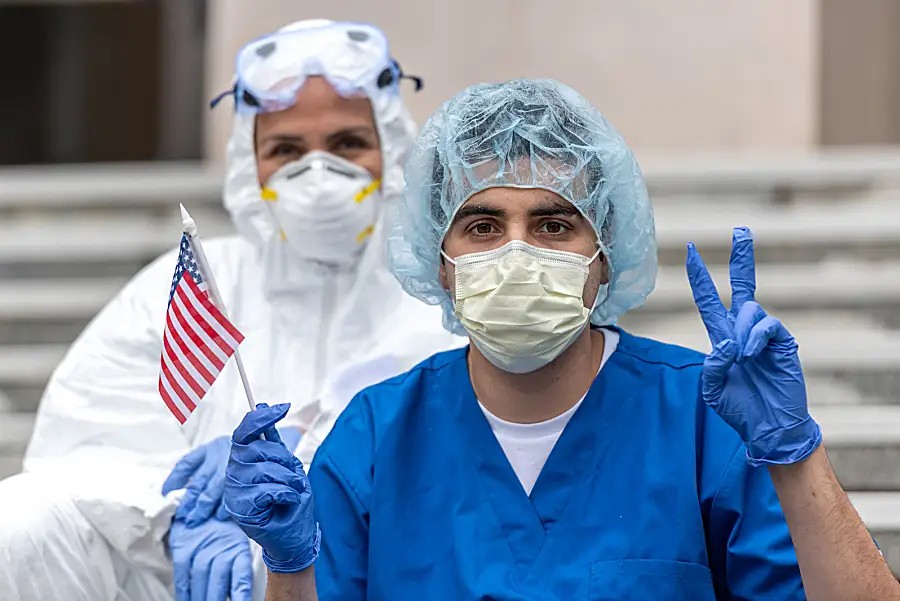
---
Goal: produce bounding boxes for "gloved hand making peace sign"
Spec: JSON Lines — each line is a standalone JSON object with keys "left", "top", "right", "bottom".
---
{"left": 686, "top": 226, "right": 822, "bottom": 466}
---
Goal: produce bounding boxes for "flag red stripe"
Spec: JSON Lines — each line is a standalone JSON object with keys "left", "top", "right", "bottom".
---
{"left": 158, "top": 380, "right": 186, "bottom": 424}
{"left": 159, "top": 250, "right": 244, "bottom": 425}
{"left": 166, "top": 309, "right": 219, "bottom": 377}
{"left": 160, "top": 355, "right": 197, "bottom": 413}
{"left": 177, "top": 284, "right": 234, "bottom": 357}
{"left": 159, "top": 371, "right": 193, "bottom": 421}
{"left": 180, "top": 279, "right": 242, "bottom": 351}
{"left": 163, "top": 336, "right": 205, "bottom": 399}
{"left": 170, "top": 293, "right": 225, "bottom": 371}
{"left": 183, "top": 274, "right": 245, "bottom": 343}
{"left": 166, "top": 313, "right": 215, "bottom": 385}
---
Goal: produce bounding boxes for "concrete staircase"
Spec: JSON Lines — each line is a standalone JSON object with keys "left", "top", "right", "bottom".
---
{"left": 0, "top": 162, "right": 231, "bottom": 474}
{"left": 622, "top": 150, "right": 900, "bottom": 574}
{"left": 0, "top": 154, "right": 898, "bottom": 574}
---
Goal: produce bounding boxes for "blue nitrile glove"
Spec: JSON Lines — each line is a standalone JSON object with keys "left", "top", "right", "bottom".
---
{"left": 163, "top": 427, "right": 303, "bottom": 526}
{"left": 686, "top": 227, "right": 822, "bottom": 466}
{"left": 224, "top": 403, "right": 320, "bottom": 573}
{"left": 279, "top": 427, "right": 303, "bottom": 457}
{"left": 169, "top": 516, "right": 253, "bottom": 601}
{"left": 163, "top": 437, "right": 231, "bottom": 527}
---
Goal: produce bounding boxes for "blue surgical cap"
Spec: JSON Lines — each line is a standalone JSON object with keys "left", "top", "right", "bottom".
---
{"left": 388, "top": 78, "right": 657, "bottom": 335}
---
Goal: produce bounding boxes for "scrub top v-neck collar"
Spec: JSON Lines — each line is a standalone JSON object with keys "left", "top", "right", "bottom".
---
{"left": 448, "top": 327, "right": 636, "bottom": 581}
{"left": 477, "top": 329, "right": 620, "bottom": 495}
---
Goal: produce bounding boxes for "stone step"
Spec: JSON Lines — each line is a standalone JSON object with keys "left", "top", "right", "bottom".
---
{"left": 0, "top": 162, "right": 221, "bottom": 211}
{"left": 0, "top": 412, "right": 34, "bottom": 480}
{"left": 642, "top": 261, "right": 900, "bottom": 316}
{"left": 622, "top": 314, "right": 900, "bottom": 402}
{"left": 653, "top": 200, "right": 900, "bottom": 265}
{"left": 0, "top": 211, "right": 233, "bottom": 265}
{"left": 0, "top": 344, "right": 67, "bottom": 386}
{"left": 849, "top": 492, "right": 900, "bottom": 576}
{"left": 0, "top": 318, "right": 92, "bottom": 347}
{"left": 0, "top": 412, "right": 32, "bottom": 450}
{"left": 623, "top": 312, "right": 900, "bottom": 369}
{"left": 0, "top": 278, "right": 126, "bottom": 321}
{"left": 816, "top": 406, "right": 900, "bottom": 491}
{"left": 639, "top": 149, "right": 900, "bottom": 195}
{"left": 803, "top": 378, "right": 889, "bottom": 406}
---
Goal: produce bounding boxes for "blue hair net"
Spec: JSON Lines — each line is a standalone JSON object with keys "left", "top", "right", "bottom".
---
{"left": 388, "top": 78, "right": 657, "bottom": 335}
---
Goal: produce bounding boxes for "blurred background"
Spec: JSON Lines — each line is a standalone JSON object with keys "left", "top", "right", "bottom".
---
{"left": 0, "top": 0, "right": 899, "bottom": 573}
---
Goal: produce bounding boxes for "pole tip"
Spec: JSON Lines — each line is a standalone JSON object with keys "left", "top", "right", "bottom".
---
{"left": 180, "top": 204, "right": 198, "bottom": 236}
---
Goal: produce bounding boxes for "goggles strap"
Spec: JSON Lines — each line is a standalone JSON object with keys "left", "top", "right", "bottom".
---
{"left": 400, "top": 72, "right": 424, "bottom": 92}
{"left": 210, "top": 84, "right": 261, "bottom": 112}
{"left": 209, "top": 86, "right": 235, "bottom": 110}
{"left": 377, "top": 60, "right": 424, "bottom": 92}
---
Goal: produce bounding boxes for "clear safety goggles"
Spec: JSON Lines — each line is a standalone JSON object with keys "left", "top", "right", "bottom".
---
{"left": 210, "top": 22, "right": 423, "bottom": 114}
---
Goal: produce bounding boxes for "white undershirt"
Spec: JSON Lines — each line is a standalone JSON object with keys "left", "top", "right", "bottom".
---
{"left": 478, "top": 329, "right": 620, "bottom": 495}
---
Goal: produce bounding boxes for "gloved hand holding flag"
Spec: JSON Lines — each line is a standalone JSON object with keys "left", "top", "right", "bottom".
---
{"left": 159, "top": 205, "right": 260, "bottom": 601}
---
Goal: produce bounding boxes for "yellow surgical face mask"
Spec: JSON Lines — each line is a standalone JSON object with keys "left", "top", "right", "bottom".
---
{"left": 442, "top": 240, "right": 604, "bottom": 373}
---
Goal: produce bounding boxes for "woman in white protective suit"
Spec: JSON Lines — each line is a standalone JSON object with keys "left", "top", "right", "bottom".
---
{"left": 0, "top": 19, "right": 462, "bottom": 601}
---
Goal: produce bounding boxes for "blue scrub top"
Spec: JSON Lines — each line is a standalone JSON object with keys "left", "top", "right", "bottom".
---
{"left": 308, "top": 329, "right": 806, "bottom": 600}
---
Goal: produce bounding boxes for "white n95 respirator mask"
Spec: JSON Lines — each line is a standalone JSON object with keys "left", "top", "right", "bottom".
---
{"left": 261, "top": 151, "right": 381, "bottom": 264}
{"left": 443, "top": 240, "right": 605, "bottom": 374}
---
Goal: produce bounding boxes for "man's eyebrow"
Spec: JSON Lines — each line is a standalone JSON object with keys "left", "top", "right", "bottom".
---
{"left": 527, "top": 197, "right": 581, "bottom": 218}
{"left": 453, "top": 204, "right": 506, "bottom": 222}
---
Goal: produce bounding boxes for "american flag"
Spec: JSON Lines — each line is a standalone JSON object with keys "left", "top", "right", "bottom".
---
{"left": 158, "top": 235, "right": 244, "bottom": 424}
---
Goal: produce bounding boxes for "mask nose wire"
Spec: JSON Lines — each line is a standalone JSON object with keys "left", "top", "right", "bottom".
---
{"left": 441, "top": 239, "right": 603, "bottom": 268}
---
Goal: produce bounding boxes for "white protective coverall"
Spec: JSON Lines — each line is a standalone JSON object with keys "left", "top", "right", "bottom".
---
{"left": 0, "top": 21, "right": 463, "bottom": 601}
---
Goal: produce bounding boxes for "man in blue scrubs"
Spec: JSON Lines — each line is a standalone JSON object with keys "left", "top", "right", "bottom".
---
{"left": 223, "top": 79, "right": 900, "bottom": 600}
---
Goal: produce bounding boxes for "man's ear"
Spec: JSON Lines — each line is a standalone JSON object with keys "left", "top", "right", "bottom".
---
{"left": 438, "top": 256, "right": 450, "bottom": 291}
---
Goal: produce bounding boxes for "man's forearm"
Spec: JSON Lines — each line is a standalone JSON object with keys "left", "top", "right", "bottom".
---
{"left": 768, "top": 445, "right": 900, "bottom": 601}
{"left": 266, "top": 566, "right": 318, "bottom": 601}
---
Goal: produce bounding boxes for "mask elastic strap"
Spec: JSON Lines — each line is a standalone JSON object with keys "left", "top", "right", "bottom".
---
{"left": 440, "top": 250, "right": 456, "bottom": 265}
{"left": 588, "top": 241, "right": 610, "bottom": 312}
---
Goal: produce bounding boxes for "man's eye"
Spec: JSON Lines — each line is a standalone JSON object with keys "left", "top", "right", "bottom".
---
{"left": 540, "top": 221, "right": 568, "bottom": 234}
{"left": 473, "top": 223, "right": 495, "bottom": 235}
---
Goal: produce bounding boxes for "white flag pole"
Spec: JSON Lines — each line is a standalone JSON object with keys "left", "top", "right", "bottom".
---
{"left": 180, "top": 204, "right": 257, "bottom": 413}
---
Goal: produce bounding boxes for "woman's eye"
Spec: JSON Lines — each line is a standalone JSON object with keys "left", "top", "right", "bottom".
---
{"left": 334, "top": 136, "right": 369, "bottom": 151}
{"left": 270, "top": 144, "right": 302, "bottom": 158}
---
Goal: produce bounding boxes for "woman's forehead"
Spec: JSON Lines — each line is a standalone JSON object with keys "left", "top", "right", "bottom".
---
{"left": 255, "top": 77, "right": 376, "bottom": 138}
